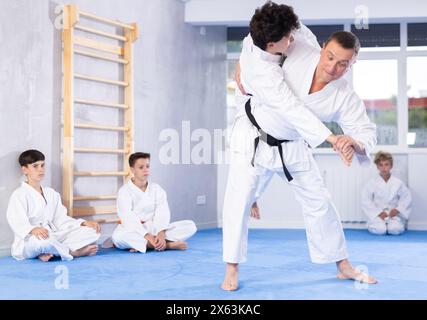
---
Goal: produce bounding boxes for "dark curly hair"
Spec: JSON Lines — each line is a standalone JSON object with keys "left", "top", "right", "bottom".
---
{"left": 250, "top": 1, "right": 300, "bottom": 51}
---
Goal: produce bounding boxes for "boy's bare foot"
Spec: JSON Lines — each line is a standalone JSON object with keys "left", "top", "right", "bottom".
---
{"left": 250, "top": 202, "right": 260, "bottom": 219}
{"left": 336, "top": 259, "right": 377, "bottom": 284}
{"left": 129, "top": 248, "right": 138, "bottom": 253}
{"left": 38, "top": 253, "right": 54, "bottom": 262}
{"left": 70, "top": 244, "right": 98, "bottom": 257}
{"left": 221, "top": 263, "right": 239, "bottom": 291}
{"left": 166, "top": 241, "right": 188, "bottom": 250}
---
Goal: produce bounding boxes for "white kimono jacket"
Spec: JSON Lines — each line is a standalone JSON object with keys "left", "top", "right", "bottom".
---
{"left": 6, "top": 182, "right": 86, "bottom": 260}
{"left": 238, "top": 27, "right": 332, "bottom": 149}
{"left": 361, "top": 175, "right": 412, "bottom": 222}
{"left": 232, "top": 25, "right": 377, "bottom": 171}
{"left": 116, "top": 180, "right": 171, "bottom": 237}
{"left": 111, "top": 180, "right": 196, "bottom": 252}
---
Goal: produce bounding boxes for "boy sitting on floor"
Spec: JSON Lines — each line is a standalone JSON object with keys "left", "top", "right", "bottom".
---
{"left": 362, "top": 151, "right": 412, "bottom": 235}
{"left": 7, "top": 149, "right": 101, "bottom": 261}
{"left": 110, "top": 152, "right": 197, "bottom": 253}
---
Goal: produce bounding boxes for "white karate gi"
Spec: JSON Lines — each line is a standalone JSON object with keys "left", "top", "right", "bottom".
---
{"left": 6, "top": 182, "right": 100, "bottom": 261}
{"left": 223, "top": 25, "right": 377, "bottom": 264}
{"left": 362, "top": 176, "right": 412, "bottom": 235}
{"left": 112, "top": 180, "right": 197, "bottom": 253}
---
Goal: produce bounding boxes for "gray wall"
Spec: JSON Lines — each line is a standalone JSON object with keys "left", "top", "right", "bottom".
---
{"left": 0, "top": 0, "right": 227, "bottom": 253}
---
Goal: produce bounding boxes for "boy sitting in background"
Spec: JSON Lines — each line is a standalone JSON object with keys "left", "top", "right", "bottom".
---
{"left": 362, "top": 151, "right": 412, "bottom": 235}
{"left": 110, "top": 152, "right": 197, "bottom": 253}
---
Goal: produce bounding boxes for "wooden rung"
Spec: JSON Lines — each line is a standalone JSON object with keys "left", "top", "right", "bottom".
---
{"left": 74, "top": 49, "right": 128, "bottom": 64}
{"left": 74, "top": 98, "right": 128, "bottom": 109}
{"left": 74, "top": 36, "right": 123, "bottom": 55}
{"left": 75, "top": 24, "right": 127, "bottom": 41}
{"left": 95, "top": 217, "right": 120, "bottom": 224}
{"left": 74, "top": 195, "right": 117, "bottom": 201}
{"left": 79, "top": 10, "right": 135, "bottom": 30}
{"left": 74, "top": 147, "right": 127, "bottom": 154}
{"left": 75, "top": 123, "right": 128, "bottom": 131}
{"left": 75, "top": 73, "right": 128, "bottom": 86}
{"left": 74, "top": 171, "right": 128, "bottom": 176}
{"left": 72, "top": 205, "right": 117, "bottom": 217}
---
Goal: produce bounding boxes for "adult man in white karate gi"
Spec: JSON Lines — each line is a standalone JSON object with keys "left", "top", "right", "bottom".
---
{"left": 222, "top": 2, "right": 377, "bottom": 290}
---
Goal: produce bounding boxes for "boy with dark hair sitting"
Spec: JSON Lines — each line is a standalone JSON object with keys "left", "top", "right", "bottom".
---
{"left": 7, "top": 149, "right": 100, "bottom": 261}
{"left": 111, "top": 152, "right": 197, "bottom": 253}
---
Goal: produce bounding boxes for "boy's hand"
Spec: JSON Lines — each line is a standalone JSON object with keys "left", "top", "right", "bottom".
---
{"left": 389, "top": 208, "right": 399, "bottom": 218}
{"left": 154, "top": 231, "right": 166, "bottom": 251}
{"left": 81, "top": 221, "right": 101, "bottom": 233}
{"left": 30, "top": 227, "right": 49, "bottom": 240}
{"left": 144, "top": 233, "right": 157, "bottom": 248}
{"left": 378, "top": 212, "right": 388, "bottom": 220}
{"left": 235, "top": 61, "right": 248, "bottom": 95}
{"left": 250, "top": 202, "right": 261, "bottom": 219}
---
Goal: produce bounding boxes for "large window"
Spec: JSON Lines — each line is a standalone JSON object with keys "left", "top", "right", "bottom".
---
{"left": 227, "top": 27, "right": 247, "bottom": 53}
{"left": 407, "top": 23, "right": 427, "bottom": 147}
{"left": 407, "top": 57, "right": 427, "bottom": 147}
{"left": 351, "top": 23, "right": 400, "bottom": 49}
{"left": 226, "top": 28, "right": 244, "bottom": 130}
{"left": 226, "top": 60, "right": 238, "bottom": 128}
{"left": 353, "top": 60, "right": 398, "bottom": 145}
{"left": 408, "top": 23, "right": 427, "bottom": 50}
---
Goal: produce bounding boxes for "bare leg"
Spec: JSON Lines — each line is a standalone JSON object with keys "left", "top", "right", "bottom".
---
{"left": 129, "top": 248, "right": 138, "bottom": 253}
{"left": 165, "top": 241, "right": 188, "bottom": 250}
{"left": 221, "top": 263, "right": 239, "bottom": 291}
{"left": 336, "top": 259, "right": 377, "bottom": 284}
{"left": 250, "top": 202, "right": 260, "bottom": 219}
{"left": 70, "top": 244, "right": 98, "bottom": 257}
{"left": 38, "top": 253, "right": 54, "bottom": 262}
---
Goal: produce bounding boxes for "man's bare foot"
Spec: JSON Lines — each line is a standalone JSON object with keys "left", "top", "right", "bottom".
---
{"left": 38, "top": 253, "right": 54, "bottom": 262}
{"left": 336, "top": 259, "right": 377, "bottom": 284}
{"left": 250, "top": 202, "right": 260, "bottom": 220}
{"left": 166, "top": 241, "right": 188, "bottom": 250}
{"left": 70, "top": 244, "right": 98, "bottom": 257}
{"left": 221, "top": 263, "right": 239, "bottom": 291}
{"left": 129, "top": 248, "right": 138, "bottom": 253}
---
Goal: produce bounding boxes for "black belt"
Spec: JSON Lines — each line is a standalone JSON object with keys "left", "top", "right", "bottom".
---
{"left": 245, "top": 98, "right": 293, "bottom": 182}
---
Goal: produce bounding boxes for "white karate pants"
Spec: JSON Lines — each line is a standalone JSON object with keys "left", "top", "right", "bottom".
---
{"left": 368, "top": 216, "right": 406, "bottom": 235}
{"left": 23, "top": 226, "right": 100, "bottom": 261}
{"left": 112, "top": 220, "right": 197, "bottom": 253}
{"left": 222, "top": 150, "right": 348, "bottom": 264}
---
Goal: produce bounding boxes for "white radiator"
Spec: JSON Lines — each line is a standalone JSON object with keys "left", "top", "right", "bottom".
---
{"left": 315, "top": 154, "right": 405, "bottom": 226}
{"left": 316, "top": 155, "right": 373, "bottom": 225}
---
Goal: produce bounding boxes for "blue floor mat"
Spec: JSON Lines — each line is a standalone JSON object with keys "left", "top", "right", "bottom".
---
{"left": 0, "top": 228, "right": 426, "bottom": 300}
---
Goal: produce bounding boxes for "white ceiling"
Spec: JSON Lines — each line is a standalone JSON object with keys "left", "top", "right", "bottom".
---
{"left": 183, "top": 0, "right": 427, "bottom": 26}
